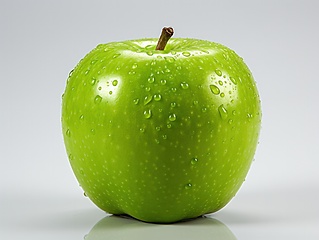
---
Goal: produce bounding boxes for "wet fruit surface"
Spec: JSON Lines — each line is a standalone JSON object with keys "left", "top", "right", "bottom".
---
{"left": 62, "top": 38, "right": 261, "bottom": 223}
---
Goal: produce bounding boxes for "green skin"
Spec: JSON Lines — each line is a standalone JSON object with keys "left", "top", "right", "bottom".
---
{"left": 62, "top": 38, "right": 261, "bottom": 223}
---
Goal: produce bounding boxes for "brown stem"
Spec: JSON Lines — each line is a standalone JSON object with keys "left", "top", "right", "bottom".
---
{"left": 155, "top": 27, "right": 174, "bottom": 50}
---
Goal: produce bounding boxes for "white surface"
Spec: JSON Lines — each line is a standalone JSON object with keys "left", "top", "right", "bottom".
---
{"left": 1, "top": 0, "right": 318, "bottom": 239}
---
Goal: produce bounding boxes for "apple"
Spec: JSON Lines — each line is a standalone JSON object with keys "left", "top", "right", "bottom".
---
{"left": 62, "top": 27, "right": 261, "bottom": 223}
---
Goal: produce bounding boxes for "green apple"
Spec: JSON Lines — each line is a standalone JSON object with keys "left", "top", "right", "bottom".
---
{"left": 62, "top": 27, "right": 261, "bottom": 223}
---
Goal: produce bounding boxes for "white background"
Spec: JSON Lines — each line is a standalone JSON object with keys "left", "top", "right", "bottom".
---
{"left": 1, "top": 0, "right": 318, "bottom": 239}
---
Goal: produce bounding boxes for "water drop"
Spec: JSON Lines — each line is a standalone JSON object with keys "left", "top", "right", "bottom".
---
{"left": 112, "top": 80, "right": 118, "bottom": 86}
{"left": 146, "top": 51, "right": 153, "bottom": 56}
{"left": 84, "top": 192, "right": 88, "bottom": 197}
{"left": 91, "top": 77, "right": 96, "bottom": 85}
{"left": 66, "top": 129, "right": 71, "bottom": 137}
{"left": 113, "top": 53, "right": 121, "bottom": 59}
{"left": 109, "top": 91, "right": 113, "bottom": 95}
{"left": 156, "top": 126, "right": 161, "bottom": 131}
{"left": 210, "top": 85, "right": 220, "bottom": 95}
{"left": 230, "top": 77, "right": 237, "bottom": 85}
{"left": 228, "top": 119, "right": 233, "bottom": 124}
{"left": 154, "top": 94, "right": 162, "bottom": 101}
{"left": 160, "top": 79, "right": 167, "bottom": 85}
{"left": 162, "top": 134, "right": 167, "bottom": 139}
{"left": 181, "top": 82, "right": 189, "bottom": 89}
{"left": 191, "top": 158, "right": 198, "bottom": 165}
{"left": 193, "top": 100, "right": 199, "bottom": 105}
{"left": 68, "top": 69, "right": 74, "bottom": 77}
{"left": 220, "top": 92, "right": 225, "bottom": 98}
{"left": 79, "top": 115, "right": 84, "bottom": 120}
{"left": 218, "top": 80, "right": 223, "bottom": 86}
{"left": 185, "top": 183, "right": 192, "bottom": 189}
{"left": 144, "top": 95, "right": 153, "bottom": 105}
{"left": 94, "top": 95, "right": 102, "bottom": 104}
{"left": 98, "top": 86, "right": 102, "bottom": 90}
{"left": 232, "top": 110, "right": 236, "bottom": 115}
{"left": 215, "top": 69, "right": 222, "bottom": 76}
{"left": 218, "top": 104, "right": 228, "bottom": 120}
{"left": 148, "top": 76, "right": 155, "bottom": 83}
{"left": 143, "top": 109, "right": 152, "bottom": 119}
{"left": 139, "top": 127, "right": 145, "bottom": 133}
{"left": 202, "top": 107, "right": 207, "bottom": 112}
{"left": 165, "top": 56, "right": 175, "bottom": 63}
{"left": 168, "top": 113, "right": 177, "bottom": 122}
{"left": 170, "top": 102, "right": 176, "bottom": 108}
{"left": 132, "top": 63, "right": 138, "bottom": 69}
{"left": 171, "top": 87, "right": 177, "bottom": 92}
{"left": 91, "top": 129, "right": 96, "bottom": 135}
{"left": 182, "top": 52, "right": 191, "bottom": 57}
{"left": 84, "top": 69, "right": 90, "bottom": 75}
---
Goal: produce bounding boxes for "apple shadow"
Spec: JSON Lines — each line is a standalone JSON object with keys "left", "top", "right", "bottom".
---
{"left": 84, "top": 214, "right": 237, "bottom": 240}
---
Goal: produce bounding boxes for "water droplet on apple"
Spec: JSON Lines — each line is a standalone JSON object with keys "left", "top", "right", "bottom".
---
{"left": 218, "top": 80, "right": 223, "bottom": 86}
{"left": 185, "top": 183, "right": 192, "bottom": 189}
{"left": 139, "top": 127, "right": 145, "bottom": 133}
{"left": 91, "top": 129, "right": 96, "bottom": 135}
{"left": 68, "top": 153, "right": 73, "bottom": 161}
{"left": 144, "top": 95, "right": 153, "bottom": 105}
{"left": 133, "top": 98, "right": 140, "bottom": 105}
{"left": 160, "top": 79, "right": 167, "bottom": 85}
{"left": 165, "top": 56, "right": 175, "bottom": 63}
{"left": 109, "top": 91, "right": 113, "bottom": 95}
{"left": 193, "top": 100, "right": 198, "bottom": 105}
{"left": 91, "top": 77, "right": 96, "bottom": 85}
{"left": 170, "top": 102, "right": 176, "bottom": 108}
{"left": 154, "top": 94, "right": 162, "bottom": 101}
{"left": 232, "top": 110, "right": 236, "bottom": 115}
{"left": 156, "top": 126, "right": 161, "bottom": 131}
{"left": 182, "top": 52, "right": 191, "bottom": 57}
{"left": 168, "top": 113, "right": 177, "bottom": 122}
{"left": 112, "top": 80, "right": 118, "bottom": 86}
{"left": 68, "top": 69, "right": 74, "bottom": 77}
{"left": 191, "top": 158, "right": 198, "bottom": 165}
{"left": 228, "top": 119, "right": 233, "bottom": 124}
{"left": 230, "top": 77, "right": 237, "bottom": 85}
{"left": 247, "top": 113, "right": 253, "bottom": 120}
{"left": 113, "top": 53, "right": 121, "bottom": 59}
{"left": 210, "top": 85, "right": 220, "bottom": 95}
{"left": 145, "top": 86, "right": 151, "bottom": 92}
{"left": 215, "top": 69, "right": 222, "bottom": 76}
{"left": 220, "top": 92, "right": 225, "bottom": 98}
{"left": 94, "top": 95, "right": 102, "bottom": 104}
{"left": 167, "top": 123, "right": 172, "bottom": 128}
{"left": 218, "top": 104, "right": 228, "bottom": 120}
{"left": 66, "top": 129, "right": 71, "bottom": 137}
{"left": 171, "top": 87, "right": 177, "bottom": 92}
{"left": 132, "top": 63, "right": 138, "bottom": 69}
{"left": 79, "top": 115, "right": 84, "bottom": 120}
{"left": 143, "top": 109, "right": 152, "bottom": 119}
{"left": 146, "top": 51, "right": 153, "bottom": 56}
{"left": 180, "top": 82, "right": 189, "bottom": 89}
{"left": 162, "top": 134, "right": 167, "bottom": 139}
{"left": 148, "top": 76, "right": 155, "bottom": 83}
{"left": 84, "top": 192, "right": 88, "bottom": 197}
{"left": 202, "top": 107, "right": 207, "bottom": 113}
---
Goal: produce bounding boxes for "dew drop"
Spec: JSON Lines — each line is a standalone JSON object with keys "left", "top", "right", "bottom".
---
{"left": 91, "top": 77, "right": 97, "bottom": 85}
{"left": 171, "top": 87, "right": 177, "bottom": 92}
{"left": 84, "top": 69, "right": 90, "bottom": 75}
{"left": 210, "top": 85, "right": 220, "bottom": 95}
{"left": 230, "top": 76, "right": 237, "bottom": 85}
{"left": 79, "top": 115, "right": 84, "bottom": 120}
{"left": 160, "top": 79, "right": 167, "bottom": 85}
{"left": 154, "top": 94, "right": 162, "bottom": 101}
{"left": 162, "top": 134, "right": 167, "bottom": 139}
{"left": 143, "top": 109, "right": 152, "bottom": 119}
{"left": 144, "top": 95, "right": 153, "bottom": 105}
{"left": 109, "top": 91, "right": 113, "bottom": 95}
{"left": 170, "top": 102, "right": 176, "bottom": 108}
{"left": 232, "top": 110, "right": 236, "bottom": 116}
{"left": 112, "top": 79, "right": 118, "bottom": 86}
{"left": 215, "top": 69, "right": 222, "bottom": 76}
{"left": 218, "top": 80, "right": 223, "bottom": 86}
{"left": 182, "top": 52, "right": 191, "bottom": 57}
{"left": 155, "top": 126, "right": 161, "bottom": 131}
{"left": 168, "top": 113, "right": 177, "bottom": 122}
{"left": 94, "top": 95, "right": 102, "bottom": 104}
{"left": 148, "top": 76, "right": 155, "bottom": 83}
{"left": 220, "top": 92, "right": 225, "bottom": 98}
{"left": 180, "top": 82, "right": 189, "bottom": 89}
{"left": 218, "top": 104, "right": 228, "bottom": 120}
{"left": 139, "top": 127, "right": 145, "bottom": 133}
{"left": 113, "top": 53, "right": 121, "bottom": 59}
{"left": 167, "top": 123, "right": 172, "bottom": 128}
{"left": 185, "top": 183, "right": 192, "bottom": 189}
{"left": 91, "top": 129, "right": 96, "bottom": 135}
{"left": 165, "top": 56, "right": 175, "bottom": 63}
{"left": 228, "top": 119, "right": 233, "bottom": 124}
{"left": 132, "top": 63, "right": 138, "bottom": 69}
{"left": 191, "top": 158, "right": 198, "bottom": 165}
{"left": 66, "top": 129, "right": 71, "bottom": 137}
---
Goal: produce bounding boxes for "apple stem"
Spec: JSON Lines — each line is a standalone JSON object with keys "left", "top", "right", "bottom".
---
{"left": 155, "top": 27, "right": 174, "bottom": 50}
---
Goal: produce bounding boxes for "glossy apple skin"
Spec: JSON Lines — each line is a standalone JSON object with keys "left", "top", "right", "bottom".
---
{"left": 62, "top": 38, "right": 261, "bottom": 223}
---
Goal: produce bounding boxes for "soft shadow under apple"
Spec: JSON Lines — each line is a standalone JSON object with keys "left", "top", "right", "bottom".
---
{"left": 84, "top": 214, "right": 237, "bottom": 240}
